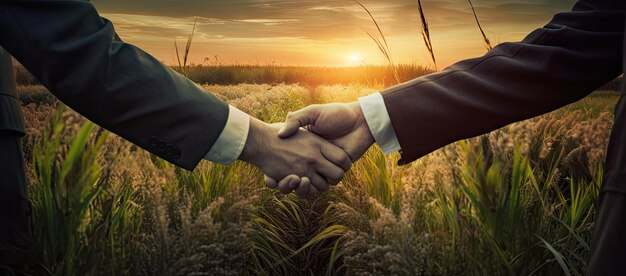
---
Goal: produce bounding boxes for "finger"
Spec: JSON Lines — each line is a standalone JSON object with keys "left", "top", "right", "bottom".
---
{"left": 320, "top": 143, "right": 353, "bottom": 172}
{"left": 296, "top": 177, "right": 311, "bottom": 198}
{"left": 315, "top": 162, "right": 344, "bottom": 186}
{"left": 308, "top": 184, "right": 319, "bottom": 197}
{"left": 278, "top": 175, "right": 301, "bottom": 194}
{"left": 278, "top": 105, "right": 320, "bottom": 138}
{"left": 311, "top": 173, "right": 330, "bottom": 192}
{"left": 265, "top": 175, "right": 279, "bottom": 189}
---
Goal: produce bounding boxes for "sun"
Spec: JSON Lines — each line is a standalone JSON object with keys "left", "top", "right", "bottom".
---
{"left": 350, "top": 54, "right": 362, "bottom": 62}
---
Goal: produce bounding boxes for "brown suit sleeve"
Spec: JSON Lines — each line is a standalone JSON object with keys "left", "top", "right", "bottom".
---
{"left": 381, "top": 0, "right": 624, "bottom": 165}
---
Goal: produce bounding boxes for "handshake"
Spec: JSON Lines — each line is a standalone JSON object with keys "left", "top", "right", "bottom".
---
{"left": 239, "top": 102, "right": 376, "bottom": 198}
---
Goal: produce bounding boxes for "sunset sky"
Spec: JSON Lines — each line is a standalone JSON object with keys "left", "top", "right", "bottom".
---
{"left": 92, "top": 0, "right": 576, "bottom": 68}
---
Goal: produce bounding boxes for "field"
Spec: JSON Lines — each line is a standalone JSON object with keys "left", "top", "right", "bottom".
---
{"left": 14, "top": 64, "right": 434, "bottom": 88}
{"left": 17, "top": 77, "right": 620, "bottom": 275}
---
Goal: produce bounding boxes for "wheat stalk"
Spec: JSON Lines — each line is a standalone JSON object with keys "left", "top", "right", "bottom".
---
{"left": 468, "top": 0, "right": 493, "bottom": 51}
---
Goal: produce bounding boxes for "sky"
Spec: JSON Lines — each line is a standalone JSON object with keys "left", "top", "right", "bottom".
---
{"left": 92, "top": 0, "right": 577, "bottom": 68}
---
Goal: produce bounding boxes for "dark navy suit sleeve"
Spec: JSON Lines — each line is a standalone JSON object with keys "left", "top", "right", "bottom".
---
{"left": 380, "top": 0, "right": 624, "bottom": 165}
{"left": 0, "top": 1, "right": 230, "bottom": 170}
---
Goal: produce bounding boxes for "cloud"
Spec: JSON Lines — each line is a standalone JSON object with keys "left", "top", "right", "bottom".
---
{"left": 97, "top": 0, "right": 576, "bottom": 40}
{"left": 92, "top": 0, "right": 579, "bottom": 66}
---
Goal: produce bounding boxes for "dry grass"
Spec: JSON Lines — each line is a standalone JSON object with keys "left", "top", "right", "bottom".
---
{"left": 468, "top": 0, "right": 493, "bottom": 51}
{"left": 15, "top": 65, "right": 432, "bottom": 88}
{"left": 17, "top": 83, "right": 618, "bottom": 275}
{"left": 417, "top": 0, "right": 437, "bottom": 70}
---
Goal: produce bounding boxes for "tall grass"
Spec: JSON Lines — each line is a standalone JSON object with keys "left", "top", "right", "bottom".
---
{"left": 14, "top": 65, "right": 432, "bottom": 88}
{"left": 19, "top": 83, "right": 616, "bottom": 275}
{"left": 174, "top": 18, "right": 198, "bottom": 76}
{"left": 353, "top": 0, "right": 401, "bottom": 83}
{"left": 417, "top": 0, "right": 437, "bottom": 70}
{"left": 423, "top": 141, "right": 597, "bottom": 274}
{"left": 30, "top": 106, "right": 134, "bottom": 274}
{"left": 468, "top": 0, "right": 493, "bottom": 51}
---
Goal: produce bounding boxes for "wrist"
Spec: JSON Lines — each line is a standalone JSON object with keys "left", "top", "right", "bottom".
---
{"left": 349, "top": 101, "right": 375, "bottom": 147}
{"left": 239, "top": 118, "right": 270, "bottom": 166}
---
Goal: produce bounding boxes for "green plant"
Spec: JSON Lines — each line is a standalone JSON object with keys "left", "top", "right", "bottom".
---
{"left": 251, "top": 195, "right": 347, "bottom": 275}
{"left": 30, "top": 106, "right": 137, "bottom": 274}
{"left": 21, "top": 85, "right": 614, "bottom": 275}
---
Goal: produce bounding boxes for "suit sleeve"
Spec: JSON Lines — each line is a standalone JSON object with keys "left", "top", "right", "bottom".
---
{"left": 381, "top": 0, "right": 625, "bottom": 165}
{"left": 0, "top": 1, "right": 230, "bottom": 170}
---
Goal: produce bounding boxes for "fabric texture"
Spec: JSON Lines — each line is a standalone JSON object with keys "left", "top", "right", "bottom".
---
{"left": 0, "top": 46, "right": 24, "bottom": 135}
{"left": 0, "top": 1, "right": 232, "bottom": 170}
{"left": 358, "top": 92, "right": 401, "bottom": 155}
{"left": 0, "top": 131, "right": 27, "bottom": 200}
{"left": 204, "top": 105, "right": 250, "bottom": 165}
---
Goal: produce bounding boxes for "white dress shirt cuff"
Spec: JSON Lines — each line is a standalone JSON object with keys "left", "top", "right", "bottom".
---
{"left": 358, "top": 93, "right": 401, "bottom": 155}
{"left": 204, "top": 105, "right": 250, "bottom": 165}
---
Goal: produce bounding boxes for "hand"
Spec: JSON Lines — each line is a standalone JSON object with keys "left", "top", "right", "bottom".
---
{"left": 280, "top": 102, "right": 374, "bottom": 161}
{"left": 265, "top": 102, "right": 375, "bottom": 196}
{"left": 239, "top": 118, "right": 352, "bottom": 198}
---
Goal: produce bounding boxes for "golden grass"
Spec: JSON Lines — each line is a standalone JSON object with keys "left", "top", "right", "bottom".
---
{"left": 17, "top": 84, "right": 619, "bottom": 275}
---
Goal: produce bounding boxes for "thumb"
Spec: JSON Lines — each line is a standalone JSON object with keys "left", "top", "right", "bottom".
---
{"left": 278, "top": 105, "right": 319, "bottom": 138}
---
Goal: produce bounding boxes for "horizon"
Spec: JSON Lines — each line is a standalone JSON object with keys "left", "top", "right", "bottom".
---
{"left": 92, "top": 0, "right": 575, "bottom": 68}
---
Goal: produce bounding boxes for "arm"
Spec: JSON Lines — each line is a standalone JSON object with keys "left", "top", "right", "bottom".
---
{"left": 0, "top": 1, "right": 224, "bottom": 170}
{"left": 277, "top": 0, "right": 624, "bottom": 167}
{"left": 381, "top": 0, "right": 623, "bottom": 164}
{"left": 0, "top": 1, "right": 352, "bottom": 188}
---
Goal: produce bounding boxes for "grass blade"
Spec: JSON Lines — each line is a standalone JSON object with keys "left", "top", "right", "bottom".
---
{"left": 468, "top": 0, "right": 493, "bottom": 51}
{"left": 417, "top": 0, "right": 436, "bottom": 70}
{"left": 538, "top": 236, "right": 572, "bottom": 276}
